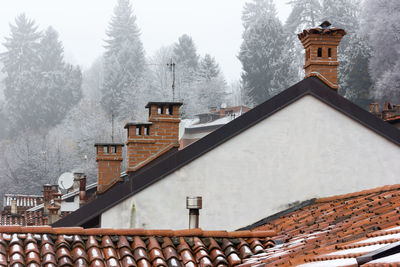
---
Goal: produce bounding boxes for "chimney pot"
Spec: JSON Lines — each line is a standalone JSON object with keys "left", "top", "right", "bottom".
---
{"left": 186, "top": 196, "right": 202, "bottom": 229}
{"left": 94, "top": 143, "right": 124, "bottom": 193}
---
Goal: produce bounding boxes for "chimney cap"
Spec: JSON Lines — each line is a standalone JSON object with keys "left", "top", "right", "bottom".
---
{"left": 124, "top": 122, "right": 152, "bottom": 129}
{"left": 94, "top": 143, "right": 124, "bottom": 147}
{"left": 145, "top": 102, "right": 183, "bottom": 108}
{"left": 186, "top": 196, "right": 202, "bottom": 209}
{"left": 319, "top": 21, "right": 332, "bottom": 29}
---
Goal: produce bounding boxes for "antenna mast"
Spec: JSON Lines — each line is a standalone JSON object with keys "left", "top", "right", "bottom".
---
{"left": 111, "top": 112, "right": 114, "bottom": 143}
{"left": 167, "top": 59, "right": 176, "bottom": 101}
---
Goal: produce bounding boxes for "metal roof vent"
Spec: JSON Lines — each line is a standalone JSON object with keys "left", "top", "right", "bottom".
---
{"left": 186, "top": 196, "right": 202, "bottom": 229}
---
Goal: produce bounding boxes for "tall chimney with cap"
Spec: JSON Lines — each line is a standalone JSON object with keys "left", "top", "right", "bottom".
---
{"left": 94, "top": 143, "right": 124, "bottom": 193}
{"left": 298, "top": 21, "right": 346, "bottom": 90}
{"left": 125, "top": 102, "right": 182, "bottom": 173}
{"left": 186, "top": 196, "right": 202, "bottom": 229}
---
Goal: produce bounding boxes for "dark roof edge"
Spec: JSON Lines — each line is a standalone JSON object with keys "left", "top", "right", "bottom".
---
{"left": 238, "top": 198, "right": 317, "bottom": 230}
{"left": 307, "top": 81, "right": 400, "bottom": 146}
{"left": 184, "top": 124, "right": 224, "bottom": 133}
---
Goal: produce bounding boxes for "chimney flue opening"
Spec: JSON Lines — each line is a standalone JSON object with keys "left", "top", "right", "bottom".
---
{"left": 186, "top": 196, "right": 202, "bottom": 229}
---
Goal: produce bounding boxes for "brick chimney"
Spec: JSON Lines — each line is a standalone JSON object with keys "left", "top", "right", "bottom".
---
{"left": 125, "top": 102, "right": 182, "bottom": 173}
{"left": 298, "top": 21, "right": 346, "bottom": 90}
{"left": 94, "top": 143, "right": 124, "bottom": 193}
{"left": 43, "top": 184, "right": 58, "bottom": 216}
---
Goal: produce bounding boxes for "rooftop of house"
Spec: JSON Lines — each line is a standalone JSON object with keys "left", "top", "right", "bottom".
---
{"left": 0, "top": 211, "right": 45, "bottom": 226}
{"left": 240, "top": 184, "right": 400, "bottom": 266}
{"left": 3, "top": 194, "right": 43, "bottom": 209}
{"left": 54, "top": 76, "right": 400, "bottom": 228}
{"left": 5, "top": 184, "right": 400, "bottom": 266}
{"left": 26, "top": 182, "right": 97, "bottom": 212}
{"left": 0, "top": 226, "right": 275, "bottom": 267}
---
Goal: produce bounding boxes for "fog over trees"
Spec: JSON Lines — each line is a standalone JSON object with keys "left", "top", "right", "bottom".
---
{"left": 0, "top": 0, "right": 398, "bottom": 199}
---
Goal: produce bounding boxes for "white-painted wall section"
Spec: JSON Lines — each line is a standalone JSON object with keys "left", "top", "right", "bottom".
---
{"left": 101, "top": 95, "right": 400, "bottom": 230}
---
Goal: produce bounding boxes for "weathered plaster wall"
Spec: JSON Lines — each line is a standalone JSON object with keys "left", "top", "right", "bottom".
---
{"left": 101, "top": 95, "right": 400, "bottom": 230}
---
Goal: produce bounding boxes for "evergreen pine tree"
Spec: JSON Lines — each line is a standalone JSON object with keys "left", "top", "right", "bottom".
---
{"left": 1, "top": 18, "right": 82, "bottom": 132}
{"left": 238, "top": 0, "right": 295, "bottom": 105}
{"left": 102, "top": 0, "right": 146, "bottom": 120}
{"left": 340, "top": 35, "right": 373, "bottom": 109}
{"left": 173, "top": 34, "right": 200, "bottom": 117}
{"left": 196, "top": 54, "right": 226, "bottom": 112}
{"left": 285, "top": 0, "right": 322, "bottom": 80}
{"left": 198, "top": 54, "right": 220, "bottom": 80}
{"left": 1, "top": 14, "right": 41, "bottom": 131}
{"left": 362, "top": 0, "right": 400, "bottom": 103}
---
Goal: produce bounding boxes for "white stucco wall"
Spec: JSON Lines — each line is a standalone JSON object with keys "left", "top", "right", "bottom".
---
{"left": 101, "top": 95, "right": 400, "bottom": 230}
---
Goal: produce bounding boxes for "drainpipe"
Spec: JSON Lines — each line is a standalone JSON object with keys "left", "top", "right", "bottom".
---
{"left": 186, "top": 196, "right": 202, "bottom": 229}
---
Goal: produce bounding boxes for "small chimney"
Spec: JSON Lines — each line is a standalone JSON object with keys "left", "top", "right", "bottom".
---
{"left": 94, "top": 143, "right": 124, "bottom": 193}
{"left": 186, "top": 196, "right": 202, "bottom": 229}
{"left": 48, "top": 191, "right": 62, "bottom": 224}
{"left": 47, "top": 205, "right": 60, "bottom": 224}
{"left": 298, "top": 21, "right": 346, "bottom": 90}
{"left": 125, "top": 102, "right": 182, "bottom": 172}
{"left": 79, "top": 175, "right": 87, "bottom": 207}
{"left": 370, "top": 103, "right": 381, "bottom": 116}
{"left": 10, "top": 198, "right": 17, "bottom": 215}
{"left": 43, "top": 184, "right": 58, "bottom": 216}
{"left": 72, "top": 172, "right": 84, "bottom": 192}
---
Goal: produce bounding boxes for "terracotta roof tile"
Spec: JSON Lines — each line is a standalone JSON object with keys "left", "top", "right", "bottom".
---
{"left": 0, "top": 227, "right": 275, "bottom": 266}
{"left": 234, "top": 184, "right": 400, "bottom": 266}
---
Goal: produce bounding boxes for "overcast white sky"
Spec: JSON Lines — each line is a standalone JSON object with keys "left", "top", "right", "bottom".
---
{"left": 0, "top": 0, "right": 292, "bottom": 82}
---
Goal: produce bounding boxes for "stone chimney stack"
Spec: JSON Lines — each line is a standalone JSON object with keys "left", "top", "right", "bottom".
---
{"left": 298, "top": 21, "right": 346, "bottom": 90}
{"left": 125, "top": 102, "right": 182, "bottom": 173}
{"left": 94, "top": 143, "right": 124, "bottom": 193}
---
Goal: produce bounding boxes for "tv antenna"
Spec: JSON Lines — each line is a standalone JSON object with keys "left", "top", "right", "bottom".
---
{"left": 167, "top": 59, "right": 176, "bottom": 101}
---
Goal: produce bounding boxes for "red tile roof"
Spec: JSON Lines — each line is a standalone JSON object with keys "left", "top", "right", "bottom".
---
{"left": 245, "top": 184, "right": 400, "bottom": 266}
{"left": 0, "top": 227, "right": 275, "bottom": 266}
{"left": 0, "top": 211, "right": 44, "bottom": 226}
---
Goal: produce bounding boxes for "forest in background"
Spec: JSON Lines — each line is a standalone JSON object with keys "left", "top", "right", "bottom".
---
{"left": 0, "top": 0, "right": 398, "bottom": 199}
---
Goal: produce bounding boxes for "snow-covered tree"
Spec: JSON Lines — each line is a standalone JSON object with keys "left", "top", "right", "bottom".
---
{"left": 1, "top": 17, "right": 82, "bottom": 132}
{"left": 340, "top": 34, "right": 373, "bottom": 109}
{"left": 148, "top": 46, "right": 174, "bottom": 101}
{"left": 199, "top": 54, "right": 220, "bottom": 80}
{"left": 195, "top": 54, "right": 227, "bottom": 112}
{"left": 102, "top": 0, "right": 147, "bottom": 120}
{"left": 172, "top": 34, "right": 201, "bottom": 116}
{"left": 1, "top": 14, "right": 41, "bottom": 131}
{"left": 82, "top": 57, "right": 104, "bottom": 102}
{"left": 362, "top": 0, "right": 400, "bottom": 102}
{"left": 239, "top": 0, "right": 296, "bottom": 105}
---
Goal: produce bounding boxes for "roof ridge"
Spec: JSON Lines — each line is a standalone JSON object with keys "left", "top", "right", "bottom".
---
{"left": 315, "top": 184, "right": 400, "bottom": 203}
{"left": 0, "top": 226, "right": 276, "bottom": 238}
